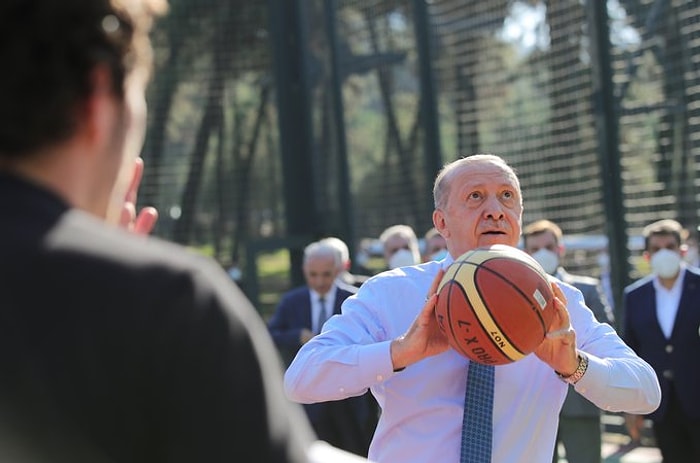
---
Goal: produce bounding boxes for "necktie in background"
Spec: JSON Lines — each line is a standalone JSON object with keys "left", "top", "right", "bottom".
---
{"left": 315, "top": 296, "right": 328, "bottom": 334}
{"left": 460, "top": 361, "right": 495, "bottom": 463}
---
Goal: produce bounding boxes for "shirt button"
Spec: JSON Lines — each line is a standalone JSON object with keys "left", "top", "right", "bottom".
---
{"left": 662, "top": 370, "right": 674, "bottom": 380}
{"left": 376, "top": 375, "right": 384, "bottom": 381}
{"left": 339, "top": 387, "right": 345, "bottom": 393}
{"left": 665, "top": 344, "right": 673, "bottom": 353}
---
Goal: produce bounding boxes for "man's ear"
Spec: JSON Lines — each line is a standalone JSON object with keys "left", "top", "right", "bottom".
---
{"left": 77, "top": 65, "right": 118, "bottom": 151}
{"left": 557, "top": 244, "right": 565, "bottom": 258}
{"left": 433, "top": 209, "right": 447, "bottom": 238}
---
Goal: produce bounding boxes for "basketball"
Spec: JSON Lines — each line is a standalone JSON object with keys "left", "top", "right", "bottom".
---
{"left": 435, "top": 244, "right": 555, "bottom": 365}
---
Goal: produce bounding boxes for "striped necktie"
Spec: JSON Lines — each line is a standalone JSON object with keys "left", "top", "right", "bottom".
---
{"left": 315, "top": 296, "right": 328, "bottom": 334}
{"left": 460, "top": 361, "right": 495, "bottom": 463}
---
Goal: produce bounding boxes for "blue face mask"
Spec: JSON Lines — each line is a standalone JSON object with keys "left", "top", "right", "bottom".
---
{"left": 430, "top": 249, "right": 448, "bottom": 261}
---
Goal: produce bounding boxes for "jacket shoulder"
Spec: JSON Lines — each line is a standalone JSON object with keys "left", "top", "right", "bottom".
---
{"left": 624, "top": 274, "right": 654, "bottom": 294}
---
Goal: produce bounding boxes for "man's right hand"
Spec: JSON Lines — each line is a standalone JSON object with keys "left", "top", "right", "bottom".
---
{"left": 390, "top": 269, "right": 449, "bottom": 371}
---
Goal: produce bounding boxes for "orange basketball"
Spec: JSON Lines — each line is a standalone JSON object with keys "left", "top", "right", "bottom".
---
{"left": 435, "top": 244, "right": 555, "bottom": 365}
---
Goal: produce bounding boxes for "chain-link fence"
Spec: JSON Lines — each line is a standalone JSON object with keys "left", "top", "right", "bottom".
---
{"left": 141, "top": 0, "right": 700, "bottom": 318}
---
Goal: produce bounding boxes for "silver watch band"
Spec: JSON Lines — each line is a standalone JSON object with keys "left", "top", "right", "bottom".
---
{"left": 556, "top": 352, "right": 588, "bottom": 385}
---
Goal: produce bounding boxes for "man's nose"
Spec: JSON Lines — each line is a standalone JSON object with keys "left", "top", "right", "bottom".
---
{"left": 482, "top": 196, "right": 505, "bottom": 220}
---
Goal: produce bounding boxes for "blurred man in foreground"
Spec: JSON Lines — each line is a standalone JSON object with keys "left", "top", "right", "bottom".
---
{"left": 0, "top": 1, "right": 320, "bottom": 461}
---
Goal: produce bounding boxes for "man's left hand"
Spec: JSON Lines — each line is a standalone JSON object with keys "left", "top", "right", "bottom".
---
{"left": 534, "top": 282, "right": 579, "bottom": 376}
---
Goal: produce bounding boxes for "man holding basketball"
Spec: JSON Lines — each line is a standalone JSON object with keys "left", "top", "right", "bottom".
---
{"left": 285, "top": 154, "right": 660, "bottom": 462}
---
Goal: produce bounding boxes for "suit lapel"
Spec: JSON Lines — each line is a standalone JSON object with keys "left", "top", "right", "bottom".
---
{"left": 302, "top": 290, "right": 313, "bottom": 330}
{"left": 637, "top": 281, "right": 665, "bottom": 338}
{"left": 332, "top": 287, "right": 349, "bottom": 315}
{"left": 672, "top": 269, "right": 700, "bottom": 339}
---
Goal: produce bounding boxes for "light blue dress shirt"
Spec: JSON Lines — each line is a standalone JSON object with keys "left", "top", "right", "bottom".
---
{"left": 285, "top": 256, "right": 661, "bottom": 463}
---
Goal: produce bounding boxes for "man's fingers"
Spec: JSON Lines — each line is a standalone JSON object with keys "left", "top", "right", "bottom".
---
{"left": 120, "top": 202, "right": 136, "bottom": 229}
{"left": 125, "top": 157, "right": 144, "bottom": 205}
{"left": 426, "top": 268, "right": 445, "bottom": 300}
{"left": 551, "top": 280, "right": 567, "bottom": 306}
{"left": 133, "top": 207, "right": 158, "bottom": 235}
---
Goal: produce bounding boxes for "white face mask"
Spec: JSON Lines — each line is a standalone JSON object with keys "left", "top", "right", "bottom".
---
{"left": 388, "top": 248, "right": 418, "bottom": 269}
{"left": 531, "top": 248, "right": 559, "bottom": 275}
{"left": 650, "top": 249, "right": 682, "bottom": 278}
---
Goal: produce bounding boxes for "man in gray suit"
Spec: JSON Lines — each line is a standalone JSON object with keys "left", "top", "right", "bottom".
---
{"left": 523, "top": 220, "right": 615, "bottom": 463}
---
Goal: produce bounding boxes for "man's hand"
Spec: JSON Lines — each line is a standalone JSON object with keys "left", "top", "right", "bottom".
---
{"left": 300, "top": 328, "right": 314, "bottom": 345}
{"left": 390, "top": 269, "right": 449, "bottom": 371}
{"left": 119, "top": 157, "right": 158, "bottom": 235}
{"left": 624, "top": 413, "right": 644, "bottom": 442}
{"left": 534, "top": 282, "right": 579, "bottom": 376}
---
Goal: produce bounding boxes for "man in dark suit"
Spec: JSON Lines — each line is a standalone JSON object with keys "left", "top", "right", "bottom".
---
{"left": 269, "top": 241, "right": 374, "bottom": 456}
{"left": 524, "top": 220, "right": 615, "bottom": 463}
{"left": 0, "top": 1, "right": 316, "bottom": 461}
{"left": 624, "top": 219, "right": 700, "bottom": 463}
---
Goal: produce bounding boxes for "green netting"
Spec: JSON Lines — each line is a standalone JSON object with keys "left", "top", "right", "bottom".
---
{"left": 140, "top": 0, "right": 700, "bottom": 315}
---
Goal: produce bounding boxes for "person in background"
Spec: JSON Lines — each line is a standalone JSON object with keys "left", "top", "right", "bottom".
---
{"left": 596, "top": 250, "right": 615, "bottom": 312}
{"left": 284, "top": 154, "right": 660, "bottom": 463}
{"left": 523, "top": 219, "right": 615, "bottom": 463}
{"left": 422, "top": 227, "right": 448, "bottom": 262}
{"left": 320, "top": 236, "right": 368, "bottom": 290}
{"left": 379, "top": 224, "right": 421, "bottom": 269}
{"left": 268, "top": 241, "right": 374, "bottom": 456}
{"left": 0, "top": 1, "right": 357, "bottom": 461}
{"left": 683, "top": 227, "right": 700, "bottom": 267}
{"left": 624, "top": 219, "right": 700, "bottom": 463}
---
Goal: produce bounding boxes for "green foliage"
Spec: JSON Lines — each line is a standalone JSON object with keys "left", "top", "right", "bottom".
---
{"left": 256, "top": 249, "right": 291, "bottom": 320}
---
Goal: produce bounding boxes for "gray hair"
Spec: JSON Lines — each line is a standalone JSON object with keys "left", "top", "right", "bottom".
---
{"left": 303, "top": 241, "right": 342, "bottom": 268}
{"left": 432, "top": 154, "right": 521, "bottom": 210}
{"left": 319, "top": 237, "right": 349, "bottom": 264}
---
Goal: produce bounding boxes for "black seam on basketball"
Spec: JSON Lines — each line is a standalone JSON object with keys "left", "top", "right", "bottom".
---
{"left": 474, "top": 261, "right": 549, "bottom": 339}
{"left": 444, "top": 260, "right": 511, "bottom": 363}
{"left": 443, "top": 261, "right": 482, "bottom": 360}
{"left": 448, "top": 277, "right": 514, "bottom": 363}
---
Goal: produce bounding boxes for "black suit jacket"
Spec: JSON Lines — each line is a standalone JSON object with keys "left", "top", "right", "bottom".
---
{"left": 623, "top": 266, "right": 700, "bottom": 421}
{"left": 0, "top": 174, "right": 311, "bottom": 463}
{"left": 268, "top": 285, "right": 350, "bottom": 364}
{"left": 557, "top": 268, "right": 615, "bottom": 418}
{"left": 268, "top": 285, "right": 375, "bottom": 456}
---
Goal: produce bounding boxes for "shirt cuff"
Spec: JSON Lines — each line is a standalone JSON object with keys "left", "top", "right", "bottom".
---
{"left": 571, "top": 351, "right": 608, "bottom": 392}
{"left": 357, "top": 340, "right": 396, "bottom": 384}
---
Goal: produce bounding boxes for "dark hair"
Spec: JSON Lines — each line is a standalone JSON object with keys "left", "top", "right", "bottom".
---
{"left": 0, "top": 0, "right": 165, "bottom": 158}
{"left": 642, "top": 219, "right": 688, "bottom": 251}
{"left": 522, "top": 219, "right": 563, "bottom": 244}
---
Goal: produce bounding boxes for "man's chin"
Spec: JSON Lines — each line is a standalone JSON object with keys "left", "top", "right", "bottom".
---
{"left": 478, "top": 235, "right": 517, "bottom": 247}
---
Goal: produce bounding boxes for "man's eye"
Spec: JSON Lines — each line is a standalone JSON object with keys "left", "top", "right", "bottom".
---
{"left": 502, "top": 191, "right": 514, "bottom": 200}
{"left": 468, "top": 192, "right": 481, "bottom": 200}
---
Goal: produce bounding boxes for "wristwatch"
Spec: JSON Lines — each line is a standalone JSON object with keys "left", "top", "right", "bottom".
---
{"left": 556, "top": 352, "right": 589, "bottom": 385}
